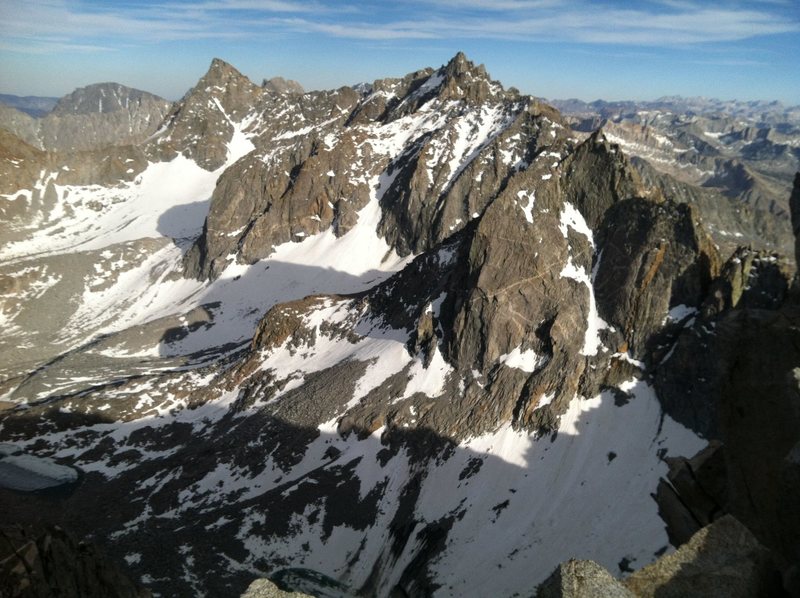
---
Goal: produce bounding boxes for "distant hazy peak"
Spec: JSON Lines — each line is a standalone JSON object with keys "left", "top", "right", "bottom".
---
{"left": 262, "top": 76, "right": 304, "bottom": 95}
{"left": 52, "top": 82, "right": 169, "bottom": 116}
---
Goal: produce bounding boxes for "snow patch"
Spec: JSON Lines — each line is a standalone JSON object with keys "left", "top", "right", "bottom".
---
{"left": 497, "top": 346, "right": 546, "bottom": 373}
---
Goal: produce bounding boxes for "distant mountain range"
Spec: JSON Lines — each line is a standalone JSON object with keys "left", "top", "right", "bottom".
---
{"left": 549, "top": 96, "right": 800, "bottom": 123}
{"left": 548, "top": 96, "right": 800, "bottom": 258}
{"left": 0, "top": 93, "right": 59, "bottom": 118}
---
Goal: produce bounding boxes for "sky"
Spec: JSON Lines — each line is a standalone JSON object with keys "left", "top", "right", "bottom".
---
{"left": 1, "top": 0, "right": 799, "bottom": 104}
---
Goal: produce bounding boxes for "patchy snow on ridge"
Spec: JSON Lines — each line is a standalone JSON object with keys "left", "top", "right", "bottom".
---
{"left": 558, "top": 201, "right": 606, "bottom": 356}
{"left": 442, "top": 104, "right": 516, "bottom": 191}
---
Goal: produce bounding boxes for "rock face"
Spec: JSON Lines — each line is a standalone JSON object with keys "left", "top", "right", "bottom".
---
{"left": 184, "top": 53, "right": 527, "bottom": 279}
{"left": 623, "top": 516, "right": 782, "bottom": 598}
{"left": 0, "top": 104, "right": 41, "bottom": 146}
{"left": 0, "top": 525, "right": 150, "bottom": 598}
{"left": 0, "top": 83, "right": 171, "bottom": 151}
{"left": 539, "top": 516, "right": 783, "bottom": 598}
{"left": 632, "top": 156, "right": 793, "bottom": 257}
{"left": 649, "top": 172, "right": 800, "bottom": 596}
{"left": 594, "top": 199, "right": 719, "bottom": 358}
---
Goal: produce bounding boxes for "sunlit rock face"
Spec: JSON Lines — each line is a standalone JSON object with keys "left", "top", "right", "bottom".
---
{"left": 0, "top": 54, "right": 795, "bottom": 597}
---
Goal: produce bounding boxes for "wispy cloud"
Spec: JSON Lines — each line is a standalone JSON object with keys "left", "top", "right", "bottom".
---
{"left": 274, "top": 6, "right": 799, "bottom": 45}
{"left": 0, "top": 40, "right": 116, "bottom": 55}
{"left": 1, "top": 0, "right": 797, "bottom": 54}
{"left": 688, "top": 58, "right": 770, "bottom": 67}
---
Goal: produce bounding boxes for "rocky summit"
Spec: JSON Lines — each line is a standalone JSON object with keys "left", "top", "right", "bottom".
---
{"left": 0, "top": 54, "right": 798, "bottom": 597}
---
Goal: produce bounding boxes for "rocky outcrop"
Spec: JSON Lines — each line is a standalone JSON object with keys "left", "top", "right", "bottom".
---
{"left": 0, "top": 525, "right": 150, "bottom": 598}
{"left": 376, "top": 98, "right": 567, "bottom": 257}
{"left": 632, "top": 156, "right": 794, "bottom": 257}
{"left": 0, "top": 104, "right": 40, "bottom": 147}
{"left": 560, "top": 130, "right": 648, "bottom": 229}
{"left": 184, "top": 130, "right": 370, "bottom": 279}
{"left": 538, "top": 517, "right": 783, "bottom": 598}
{"left": 240, "top": 578, "right": 312, "bottom": 598}
{"left": 624, "top": 516, "right": 782, "bottom": 598}
{"left": 649, "top": 175, "right": 800, "bottom": 596}
{"left": 536, "top": 559, "right": 634, "bottom": 598}
{"left": 552, "top": 97, "right": 800, "bottom": 245}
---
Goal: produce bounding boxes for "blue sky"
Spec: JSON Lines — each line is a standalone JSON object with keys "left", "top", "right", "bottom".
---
{"left": 1, "top": 0, "right": 799, "bottom": 103}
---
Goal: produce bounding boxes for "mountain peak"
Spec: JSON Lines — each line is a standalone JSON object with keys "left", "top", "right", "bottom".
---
{"left": 202, "top": 58, "right": 248, "bottom": 85}
{"left": 158, "top": 57, "right": 263, "bottom": 170}
{"left": 51, "top": 82, "right": 168, "bottom": 116}
{"left": 443, "top": 51, "right": 487, "bottom": 79}
{"left": 434, "top": 51, "right": 499, "bottom": 104}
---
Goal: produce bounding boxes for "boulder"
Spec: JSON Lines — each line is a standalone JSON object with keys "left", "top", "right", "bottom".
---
{"left": 240, "top": 579, "right": 313, "bottom": 598}
{"left": 536, "top": 559, "right": 635, "bottom": 598}
{"left": 624, "top": 515, "right": 782, "bottom": 598}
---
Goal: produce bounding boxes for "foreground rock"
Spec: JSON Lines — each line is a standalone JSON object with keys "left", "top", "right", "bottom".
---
{"left": 241, "top": 578, "right": 313, "bottom": 598}
{"left": 0, "top": 525, "right": 150, "bottom": 598}
{"left": 624, "top": 516, "right": 782, "bottom": 598}
{"left": 536, "top": 559, "right": 634, "bottom": 598}
{"left": 539, "top": 516, "right": 783, "bottom": 598}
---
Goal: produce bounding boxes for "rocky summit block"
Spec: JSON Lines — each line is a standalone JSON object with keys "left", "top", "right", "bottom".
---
{"left": 240, "top": 578, "right": 313, "bottom": 598}
{"left": 537, "top": 516, "right": 784, "bottom": 598}
{"left": 536, "top": 559, "right": 635, "bottom": 598}
{"left": 624, "top": 515, "right": 783, "bottom": 598}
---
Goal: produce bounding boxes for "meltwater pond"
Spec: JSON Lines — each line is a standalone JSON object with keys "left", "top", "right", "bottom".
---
{"left": 0, "top": 444, "right": 79, "bottom": 492}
